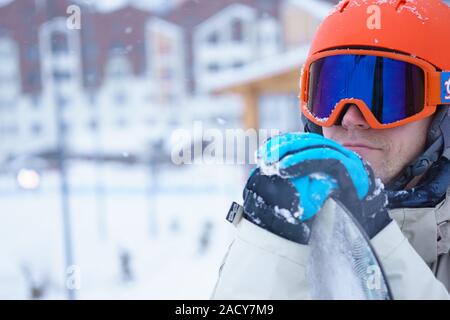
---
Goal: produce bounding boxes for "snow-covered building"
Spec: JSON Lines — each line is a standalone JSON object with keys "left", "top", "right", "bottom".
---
{"left": 209, "top": 0, "right": 338, "bottom": 133}
{"left": 0, "top": 0, "right": 341, "bottom": 168}
{"left": 164, "top": 0, "right": 281, "bottom": 94}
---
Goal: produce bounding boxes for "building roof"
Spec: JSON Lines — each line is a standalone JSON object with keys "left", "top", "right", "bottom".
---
{"left": 164, "top": 0, "right": 279, "bottom": 28}
{"left": 209, "top": 45, "right": 310, "bottom": 94}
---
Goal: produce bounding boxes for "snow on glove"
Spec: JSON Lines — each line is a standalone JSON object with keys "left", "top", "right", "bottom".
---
{"left": 242, "top": 133, "right": 392, "bottom": 244}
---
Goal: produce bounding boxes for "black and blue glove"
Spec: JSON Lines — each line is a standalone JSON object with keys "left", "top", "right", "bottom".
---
{"left": 241, "top": 133, "right": 391, "bottom": 244}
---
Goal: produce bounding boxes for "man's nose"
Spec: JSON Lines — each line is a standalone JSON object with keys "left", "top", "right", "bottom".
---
{"left": 341, "top": 104, "right": 370, "bottom": 130}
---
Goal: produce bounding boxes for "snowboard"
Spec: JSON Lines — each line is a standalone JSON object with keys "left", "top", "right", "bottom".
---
{"left": 306, "top": 198, "right": 392, "bottom": 300}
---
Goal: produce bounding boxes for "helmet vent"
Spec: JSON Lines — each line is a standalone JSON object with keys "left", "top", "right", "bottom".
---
{"left": 395, "top": 0, "right": 407, "bottom": 11}
{"left": 338, "top": 0, "right": 350, "bottom": 13}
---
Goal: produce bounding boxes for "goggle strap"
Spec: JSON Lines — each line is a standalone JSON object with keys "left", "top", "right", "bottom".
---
{"left": 410, "top": 137, "right": 442, "bottom": 176}
{"left": 429, "top": 72, "right": 444, "bottom": 105}
{"left": 387, "top": 137, "right": 443, "bottom": 191}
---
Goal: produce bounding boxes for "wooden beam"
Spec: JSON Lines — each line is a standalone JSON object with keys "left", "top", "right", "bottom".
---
{"left": 214, "top": 69, "right": 300, "bottom": 95}
{"left": 242, "top": 87, "right": 259, "bottom": 130}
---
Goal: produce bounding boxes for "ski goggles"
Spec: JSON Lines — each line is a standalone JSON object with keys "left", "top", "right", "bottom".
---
{"left": 300, "top": 49, "right": 450, "bottom": 129}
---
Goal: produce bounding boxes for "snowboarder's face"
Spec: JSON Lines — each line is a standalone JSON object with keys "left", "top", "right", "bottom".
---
{"left": 322, "top": 105, "right": 433, "bottom": 184}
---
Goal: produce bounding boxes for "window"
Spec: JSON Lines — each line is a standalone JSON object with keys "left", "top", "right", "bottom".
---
{"left": 207, "top": 63, "right": 220, "bottom": 72}
{"left": 31, "top": 123, "right": 42, "bottom": 136}
{"left": 86, "top": 71, "right": 97, "bottom": 86}
{"left": 31, "top": 95, "right": 40, "bottom": 109}
{"left": 27, "top": 72, "right": 40, "bottom": 87}
{"left": 27, "top": 44, "right": 39, "bottom": 62}
{"left": 52, "top": 70, "right": 71, "bottom": 82}
{"left": 207, "top": 32, "right": 219, "bottom": 44}
{"left": 110, "top": 41, "right": 127, "bottom": 55}
{"left": 232, "top": 61, "right": 244, "bottom": 69}
{"left": 60, "top": 121, "right": 70, "bottom": 134}
{"left": 57, "top": 95, "right": 69, "bottom": 109}
{"left": 51, "top": 32, "right": 69, "bottom": 54}
{"left": 231, "top": 19, "right": 244, "bottom": 42}
{"left": 106, "top": 55, "right": 132, "bottom": 79}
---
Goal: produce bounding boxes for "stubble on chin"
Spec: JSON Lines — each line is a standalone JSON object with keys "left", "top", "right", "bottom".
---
{"left": 324, "top": 130, "right": 396, "bottom": 183}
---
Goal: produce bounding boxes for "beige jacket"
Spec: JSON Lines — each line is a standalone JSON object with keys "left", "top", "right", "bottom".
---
{"left": 211, "top": 189, "right": 450, "bottom": 300}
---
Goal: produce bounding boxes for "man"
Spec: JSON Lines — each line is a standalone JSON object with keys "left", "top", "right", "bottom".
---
{"left": 211, "top": 0, "right": 450, "bottom": 299}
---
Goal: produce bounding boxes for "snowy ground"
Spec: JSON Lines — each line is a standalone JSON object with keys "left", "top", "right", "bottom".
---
{"left": 0, "top": 161, "right": 245, "bottom": 299}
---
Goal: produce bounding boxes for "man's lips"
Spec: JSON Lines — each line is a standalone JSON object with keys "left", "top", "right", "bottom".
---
{"left": 342, "top": 143, "right": 382, "bottom": 151}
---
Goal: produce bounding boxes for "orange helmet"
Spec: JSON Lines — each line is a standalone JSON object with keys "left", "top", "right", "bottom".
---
{"left": 309, "top": 0, "right": 450, "bottom": 71}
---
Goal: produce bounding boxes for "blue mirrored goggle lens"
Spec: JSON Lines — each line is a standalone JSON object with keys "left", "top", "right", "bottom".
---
{"left": 307, "top": 55, "right": 425, "bottom": 125}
